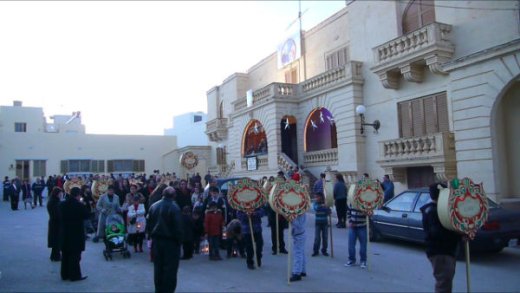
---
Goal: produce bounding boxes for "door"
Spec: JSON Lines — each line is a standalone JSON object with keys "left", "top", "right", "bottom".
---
{"left": 16, "top": 160, "right": 30, "bottom": 180}
{"left": 407, "top": 192, "right": 432, "bottom": 241}
{"left": 281, "top": 116, "right": 298, "bottom": 163}
{"left": 374, "top": 191, "right": 418, "bottom": 239}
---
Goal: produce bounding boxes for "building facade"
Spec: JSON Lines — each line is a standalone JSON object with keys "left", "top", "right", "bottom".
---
{"left": 0, "top": 101, "right": 180, "bottom": 180}
{"left": 205, "top": 0, "right": 520, "bottom": 202}
{"left": 164, "top": 111, "right": 208, "bottom": 148}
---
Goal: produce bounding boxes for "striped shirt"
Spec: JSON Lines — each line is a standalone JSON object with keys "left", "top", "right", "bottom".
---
{"left": 347, "top": 206, "right": 367, "bottom": 227}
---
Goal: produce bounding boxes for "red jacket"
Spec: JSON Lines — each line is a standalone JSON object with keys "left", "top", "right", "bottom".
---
{"left": 204, "top": 209, "right": 224, "bottom": 236}
{"left": 292, "top": 172, "right": 301, "bottom": 182}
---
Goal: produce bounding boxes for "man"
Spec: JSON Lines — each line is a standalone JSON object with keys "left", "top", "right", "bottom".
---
{"left": 32, "top": 177, "right": 46, "bottom": 207}
{"left": 312, "top": 173, "right": 326, "bottom": 197}
{"left": 344, "top": 202, "right": 368, "bottom": 269}
{"left": 3, "top": 176, "right": 11, "bottom": 202}
{"left": 421, "top": 183, "right": 461, "bottom": 293}
{"left": 59, "top": 187, "right": 89, "bottom": 281}
{"left": 9, "top": 178, "right": 20, "bottom": 210}
{"left": 266, "top": 203, "right": 288, "bottom": 255}
{"left": 381, "top": 174, "right": 395, "bottom": 203}
{"left": 93, "top": 186, "right": 121, "bottom": 242}
{"left": 237, "top": 207, "right": 265, "bottom": 270}
{"left": 333, "top": 174, "right": 347, "bottom": 228}
{"left": 148, "top": 187, "right": 184, "bottom": 293}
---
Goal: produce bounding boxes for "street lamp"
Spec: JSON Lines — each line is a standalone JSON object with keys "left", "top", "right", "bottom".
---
{"left": 355, "top": 105, "right": 380, "bottom": 134}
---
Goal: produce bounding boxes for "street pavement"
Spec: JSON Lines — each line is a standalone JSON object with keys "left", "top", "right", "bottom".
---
{"left": 0, "top": 200, "right": 519, "bottom": 292}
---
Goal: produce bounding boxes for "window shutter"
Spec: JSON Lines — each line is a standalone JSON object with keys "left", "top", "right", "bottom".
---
{"left": 60, "top": 160, "right": 68, "bottom": 174}
{"left": 399, "top": 101, "right": 413, "bottom": 138}
{"left": 107, "top": 160, "right": 114, "bottom": 173}
{"left": 403, "top": 0, "right": 420, "bottom": 34}
{"left": 424, "top": 96, "right": 438, "bottom": 134}
{"left": 420, "top": 0, "right": 436, "bottom": 26}
{"left": 436, "top": 92, "right": 449, "bottom": 132}
{"left": 411, "top": 99, "right": 425, "bottom": 137}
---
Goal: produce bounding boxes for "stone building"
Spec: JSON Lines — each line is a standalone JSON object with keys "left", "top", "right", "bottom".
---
{"left": 205, "top": 0, "right": 520, "bottom": 202}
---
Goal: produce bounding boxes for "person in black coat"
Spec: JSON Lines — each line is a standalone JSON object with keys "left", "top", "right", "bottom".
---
{"left": 9, "top": 179, "right": 20, "bottom": 211}
{"left": 47, "top": 187, "right": 63, "bottom": 261}
{"left": 59, "top": 187, "right": 89, "bottom": 282}
{"left": 181, "top": 206, "right": 195, "bottom": 260}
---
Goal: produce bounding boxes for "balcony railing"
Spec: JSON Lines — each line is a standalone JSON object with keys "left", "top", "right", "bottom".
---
{"left": 205, "top": 118, "right": 228, "bottom": 142}
{"left": 303, "top": 148, "right": 338, "bottom": 166}
{"left": 301, "top": 61, "right": 363, "bottom": 94}
{"left": 371, "top": 22, "right": 454, "bottom": 89}
{"left": 234, "top": 83, "right": 298, "bottom": 111}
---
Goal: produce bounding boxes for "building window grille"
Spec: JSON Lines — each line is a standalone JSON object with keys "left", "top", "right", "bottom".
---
{"left": 33, "top": 160, "right": 46, "bottom": 177}
{"left": 14, "top": 122, "right": 27, "bottom": 132}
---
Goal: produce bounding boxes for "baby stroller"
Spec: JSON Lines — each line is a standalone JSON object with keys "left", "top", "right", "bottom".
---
{"left": 103, "top": 213, "right": 131, "bottom": 260}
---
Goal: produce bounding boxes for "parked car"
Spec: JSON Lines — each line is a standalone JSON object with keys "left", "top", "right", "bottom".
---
{"left": 370, "top": 188, "right": 520, "bottom": 253}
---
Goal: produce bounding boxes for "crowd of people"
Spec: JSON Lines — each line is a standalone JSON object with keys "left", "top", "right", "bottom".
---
{"left": 3, "top": 168, "right": 458, "bottom": 293}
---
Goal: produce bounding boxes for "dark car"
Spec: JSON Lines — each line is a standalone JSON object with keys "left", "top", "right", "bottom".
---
{"left": 370, "top": 188, "right": 520, "bottom": 253}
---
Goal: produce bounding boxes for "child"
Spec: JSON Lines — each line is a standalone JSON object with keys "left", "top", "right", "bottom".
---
{"left": 204, "top": 201, "right": 224, "bottom": 260}
{"left": 127, "top": 195, "right": 146, "bottom": 252}
{"left": 290, "top": 213, "right": 307, "bottom": 281}
{"left": 226, "top": 218, "right": 245, "bottom": 258}
{"left": 181, "top": 206, "right": 195, "bottom": 260}
{"left": 312, "top": 192, "right": 331, "bottom": 257}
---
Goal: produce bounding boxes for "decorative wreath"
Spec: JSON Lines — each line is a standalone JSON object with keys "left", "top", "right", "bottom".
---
{"left": 348, "top": 178, "right": 384, "bottom": 216}
{"left": 227, "top": 178, "right": 266, "bottom": 214}
{"left": 439, "top": 177, "right": 488, "bottom": 240}
{"left": 180, "top": 151, "right": 199, "bottom": 170}
{"left": 92, "top": 178, "right": 113, "bottom": 201}
{"left": 64, "top": 178, "right": 84, "bottom": 195}
{"left": 269, "top": 179, "right": 311, "bottom": 222}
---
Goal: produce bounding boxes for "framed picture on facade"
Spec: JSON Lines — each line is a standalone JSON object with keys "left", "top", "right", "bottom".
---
{"left": 247, "top": 156, "right": 257, "bottom": 171}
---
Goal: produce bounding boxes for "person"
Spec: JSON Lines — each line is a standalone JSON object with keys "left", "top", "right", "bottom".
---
{"left": 122, "top": 184, "right": 145, "bottom": 226}
{"left": 204, "top": 171, "right": 212, "bottom": 187}
{"left": 204, "top": 201, "right": 224, "bottom": 260}
{"left": 312, "top": 173, "right": 326, "bottom": 197}
{"left": 421, "top": 183, "right": 461, "bottom": 293}
{"left": 59, "top": 187, "right": 89, "bottom": 281}
{"left": 333, "top": 174, "right": 347, "bottom": 228}
{"left": 21, "top": 179, "right": 33, "bottom": 209}
{"left": 344, "top": 201, "right": 368, "bottom": 268}
{"left": 202, "top": 186, "right": 225, "bottom": 216}
{"left": 9, "top": 178, "right": 20, "bottom": 210}
{"left": 81, "top": 185, "right": 96, "bottom": 237}
{"left": 175, "top": 180, "right": 192, "bottom": 212}
{"left": 194, "top": 172, "right": 202, "bottom": 187}
{"left": 128, "top": 195, "right": 147, "bottom": 253}
{"left": 381, "top": 174, "right": 395, "bottom": 203}
{"left": 148, "top": 187, "right": 184, "bottom": 293}
{"left": 237, "top": 207, "right": 265, "bottom": 270}
{"left": 192, "top": 208, "right": 204, "bottom": 254}
{"left": 291, "top": 166, "right": 301, "bottom": 182}
{"left": 286, "top": 167, "right": 294, "bottom": 180}
{"left": 181, "top": 206, "right": 195, "bottom": 260}
{"left": 47, "top": 187, "right": 63, "bottom": 262}
{"left": 290, "top": 214, "right": 307, "bottom": 282}
{"left": 3, "top": 176, "right": 11, "bottom": 202}
{"left": 312, "top": 192, "right": 331, "bottom": 257}
{"left": 191, "top": 186, "right": 203, "bottom": 207}
{"left": 93, "top": 186, "right": 121, "bottom": 242}
{"left": 266, "top": 203, "right": 288, "bottom": 255}
{"left": 147, "top": 183, "right": 168, "bottom": 213}
{"left": 226, "top": 218, "right": 245, "bottom": 258}
{"left": 32, "top": 177, "right": 46, "bottom": 207}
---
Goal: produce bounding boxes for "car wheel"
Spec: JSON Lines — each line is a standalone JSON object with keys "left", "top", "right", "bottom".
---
{"left": 369, "top": 222, "right": 382, "bottom": 242}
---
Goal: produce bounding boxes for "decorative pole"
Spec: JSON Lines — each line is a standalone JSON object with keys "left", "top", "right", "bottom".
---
{"left": 248, "top": 215, "right": 258, "bottom": 268}
{"left": 276, "top": 212, "right": 280, "bottom": 254}
{"left": 328, "top": 213, "right": 334, "bottom": 258}
{"left": 287, "top": 221, "right": 292, "bottom": 285}
{"left": 366, "top": 215, "right": 370, "bottom": 271}
{"left": 465, "top": 240, "right": 471, "bottom": 293}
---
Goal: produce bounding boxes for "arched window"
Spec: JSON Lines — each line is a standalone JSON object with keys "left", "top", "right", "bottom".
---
{"left": 402, "top": 0, "right": 435, "bottom": 34}
{"left": 304, "top": 108, "right": 337, "bottom": 152}
{"left": 242, "top": 120, "right": 268, "bottom": 157}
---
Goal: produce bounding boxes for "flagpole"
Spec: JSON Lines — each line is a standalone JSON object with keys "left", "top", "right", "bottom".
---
{"left": 298, "top": 0, "right": 307, "bottom": 81}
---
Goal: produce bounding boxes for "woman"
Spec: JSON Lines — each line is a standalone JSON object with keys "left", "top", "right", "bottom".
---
{"left": 47, "top": 187, "right": 63, "bottom": 261}
{"left": 81, "top": 185, "right": 96, "bottom": 236}
{"left": 333, "top": 173, "right": 347, "bottom": 228}
{"left": 127, "top": 195, "right": 146, "bottom": 252}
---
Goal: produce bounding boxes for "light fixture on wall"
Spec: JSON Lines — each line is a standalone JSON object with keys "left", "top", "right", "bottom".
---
{"left": 355, "top": 105, "right": 380, "bottom": 134}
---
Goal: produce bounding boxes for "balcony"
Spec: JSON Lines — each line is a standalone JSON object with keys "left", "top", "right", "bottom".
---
{"left": 234, "top": 83, "right": 298, "bottom": 112}
{"left": 371, "top": 22, "right": 455, "bottom": 89}
{"left": 377, "top": 132, "right": 457, "bottom": 182}
{"left": 301, "top": 61, "right": 363, "bottom": 94}
{"left": 303, "top": 148, "right": 338, "bottom": 167}
{"left": 205, "top": 118, "right": 228, "bottom": 142}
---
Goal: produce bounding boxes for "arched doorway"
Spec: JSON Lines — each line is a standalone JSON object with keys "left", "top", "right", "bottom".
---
{"left": 242, "top": 119, "right": 268, "bottom": 157}
{"left": 304, "top": 107, "right": 337, "bottom": 152}
{"left": 281, "top": 116, "right": 298, "bottom": 163}
{"left": 494, "top": 80, "right": 520, "bottom": 198}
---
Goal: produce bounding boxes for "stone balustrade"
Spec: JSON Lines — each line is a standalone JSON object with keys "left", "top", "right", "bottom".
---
{"left": 301, "top": 61, "right": 363, "bottom": 94}
{"left": 371, "top": 22, "right": 454, "bottom": 89}
{"left": 379, "top": 132, "right": 453, "bottom": 160}
{"left": 205, "top": 118, "right": 228, "bottom": 142}
{"left": 303, "top": 148, "right": 338, "bottom": 166}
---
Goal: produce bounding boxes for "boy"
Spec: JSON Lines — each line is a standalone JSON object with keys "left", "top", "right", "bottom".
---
{"left": 290, "top": 214, "right": 307, "bottom": 281}
{"left": 204, "top": 201, "right": 224, "bottom": 260}
{"left": 345, "top": 203, "right": 367, "bottom": 268}
{"left": 226, "top": 218, "right": 245, "bottom": 258}
{"left": 312, "top": 192, "right": 331, "bottom": 257}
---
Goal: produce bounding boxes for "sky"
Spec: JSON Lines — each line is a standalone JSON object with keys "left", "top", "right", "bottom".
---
{"left": 0, "top": 1, "right": 346, "bottom": 135}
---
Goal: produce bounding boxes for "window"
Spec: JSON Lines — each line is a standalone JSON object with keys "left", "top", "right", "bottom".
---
{"left": 386, "top": 191, "right": 417, "bottom": 212}
{"left": 194, "top": 115, "right": 202, "bottom": 123}
{"left": 284, "top": 68, "right": 298, "bottom": 84}
{"left": 91, "top": 160, "right": 105, "bottom": 173}
{"left": 33, "top": 160, "right": 46, "bottom": 177}
{"left": 413, "top": 192, "right": 431, "bottom": 212}
{"left": 402, "top": 0, "right": 436, "bottom": 34}
{"left": 107, "top": 160, "right": 145, "bottom": 172}
{"left": 60, "top": 159, "right": 105, "bottom": 173}
{"left": 305, "top": 108, "right": 337, "bottom": 152}
{"left": 14, "top": 122, "right": 27, "bottom": 132}
{"left": 216, "top": 147, "right": 227, "bottom": 165}
{"left": 398, "top": 92, "right": 448, "bottom": 138}
{"left": 242, "top": 120, "right": 268, "bottom": 157}
{"left": 326, "top": 46, "right": 349, "bottom": 71}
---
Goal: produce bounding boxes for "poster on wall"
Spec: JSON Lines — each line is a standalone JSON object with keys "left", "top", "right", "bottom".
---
{"left": 247, "top": 156, "right": 257, "bottom": 171}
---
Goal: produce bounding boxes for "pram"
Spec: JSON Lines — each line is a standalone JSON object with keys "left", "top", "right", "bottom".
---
{"left": 103, "top": 213, "right": 131, "bottom": 260}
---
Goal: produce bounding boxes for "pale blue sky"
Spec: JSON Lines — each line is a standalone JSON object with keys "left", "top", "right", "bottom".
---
{"left": 0, "top": 1, "right": 346, "bottom": 135}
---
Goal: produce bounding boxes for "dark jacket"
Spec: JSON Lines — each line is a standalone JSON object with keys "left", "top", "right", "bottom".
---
{"left": 148, "top": 198, "right": 184, "bottom": 244}
{"left": 59, "top": 196, "right": 90, "bottom": 252}
{"left": 265, "top": 204, "right": 288, "bottom": 228}
{"left": 21, "top": 183, "right": 32, "bottom": 200}
{"left": 47, "top": 197, "right": 61, "bottom": 249}
{"left": 333, "top": 181, "right": 347, "bottom": 200}
{"left": 32, "top": 181, "right": 45, "bottom": 195}
{"left": 420, "top": 202, "right": 461, "bottom": 257}
{"left": 181, "top": 214, "right": 194, "bottom": 242}
{"left": 237, "top": 208, "right": 265, "bottom": 235}
{"left": 175, "top": 188, "right": 192, "bottom": 211}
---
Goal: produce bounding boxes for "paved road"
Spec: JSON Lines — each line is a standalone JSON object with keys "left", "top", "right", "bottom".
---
{"left": 0, "top": 200, "right": 519, "bottom": 292}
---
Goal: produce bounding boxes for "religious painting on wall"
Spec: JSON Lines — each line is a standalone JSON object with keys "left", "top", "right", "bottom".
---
{"left": 243, "top": 119, "right": 268, "bottom": 157}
